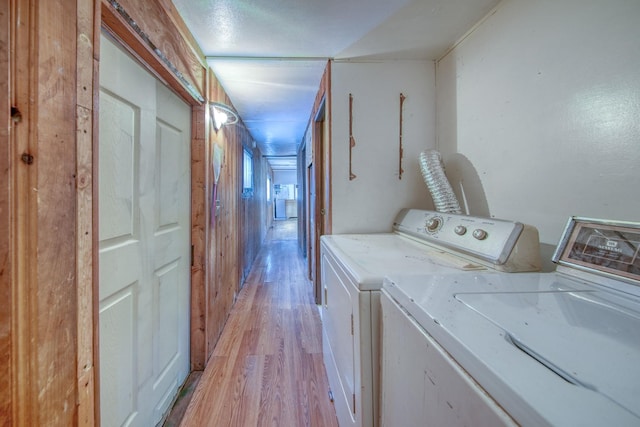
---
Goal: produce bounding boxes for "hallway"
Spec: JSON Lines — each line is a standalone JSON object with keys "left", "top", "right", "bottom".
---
{"left": 179, "top": 220, "right": 339, "bottom": 426}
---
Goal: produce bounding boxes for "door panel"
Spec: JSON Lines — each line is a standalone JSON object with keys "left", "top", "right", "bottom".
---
{"left": 98, "top": 91, "right": 139, "bottom": 246}
{"left": 150, "top": 80, "right": 191, "bottom": 419}
{"left": 99, "top": 286, "right": 137, "bottom": 426}
{"left": 99, "top": 34, "right": 190, "bottom": 426}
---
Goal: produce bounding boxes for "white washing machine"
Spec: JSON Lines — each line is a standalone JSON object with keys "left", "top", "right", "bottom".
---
{"left": 382, "top": 216, "right": 640, "bottom": 426}
{"left": 320, "top": 209, "right": 541, "bottom": 427}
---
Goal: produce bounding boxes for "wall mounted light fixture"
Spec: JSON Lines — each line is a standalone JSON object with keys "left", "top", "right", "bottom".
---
{"left": 209, "top": 101, "right": 239, "bottom": 131}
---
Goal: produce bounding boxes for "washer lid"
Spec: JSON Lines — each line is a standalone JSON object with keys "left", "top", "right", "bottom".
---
{"left": 456, "top": 286, "right": 640, "bottom": 419}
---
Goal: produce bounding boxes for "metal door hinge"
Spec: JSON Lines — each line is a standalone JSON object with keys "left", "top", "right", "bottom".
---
{"left": 353, "top": 393, "right": 356, "bottom": 414}
{"left": 351, "top": 314, "right": 354, "bottom": 335}
{"left": 191, "top": 245, "right": 194, "bottom": 266}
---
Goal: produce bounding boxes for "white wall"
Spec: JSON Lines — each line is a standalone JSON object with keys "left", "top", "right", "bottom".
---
{"left": 437, "top": 0, "right": 640, "bottom": 266}
{"left": 331, "top": 60, "right": 435, "bottom": 234}
{"left": 273, "top": 170, "right": 296, "bottom": 185}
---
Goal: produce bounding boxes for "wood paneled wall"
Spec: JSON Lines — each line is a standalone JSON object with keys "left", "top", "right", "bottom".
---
{"left": 196, "top": 72, "right": 267, "bottom": 363}
{"left": 3, "top": 0, "right": 98, "bottom": 425}
{"left": 0, "top": 0, "right": 266, "bottom": 426}
{"left": 3, "top": 0, "right": 269, "bottom": 423}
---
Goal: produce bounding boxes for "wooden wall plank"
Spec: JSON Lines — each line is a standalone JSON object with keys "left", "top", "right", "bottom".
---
{"left": 191, "top": 103, "right": 208, "bottom": 370}
{"left": 0, "top": 0, "right": 12, "bottom": 424}
{"left": 12, "top": 0, "right": 39, "bottom": 423}
{"left": 156, "top": 0, "right": 207, "bottom": 68}
{"left": 76, "top": 104, "right": 95, "bottom": 427}
{"left": 104, "top": 0, "right": 206, "bottom": 101}
{"left": 35, "top": 0, "right": 79, "bottom": 424}
{"left": 76, "top": 1, "right": 97, "bottom": 425}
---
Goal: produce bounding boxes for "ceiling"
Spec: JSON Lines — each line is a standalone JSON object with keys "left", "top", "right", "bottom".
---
{"left": 172, "top": 0, "right": 501, "bottom": 169}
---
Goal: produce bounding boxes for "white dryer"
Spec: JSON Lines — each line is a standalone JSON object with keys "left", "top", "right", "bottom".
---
{"left": 382, "top": 216, "right": 640, "bottom": 426}
{"left": 320, "top": 209, "right": 541, "bottom": 427}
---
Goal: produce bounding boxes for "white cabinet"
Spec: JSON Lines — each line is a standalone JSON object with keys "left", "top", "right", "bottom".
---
{"left": 321, "top": 243, "right": 379, "bottom": 427}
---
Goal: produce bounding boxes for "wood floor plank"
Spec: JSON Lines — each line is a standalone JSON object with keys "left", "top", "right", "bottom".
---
{"left": 228, "top": 355, "right": 263, "bottom": 426}
{"left": 180, "top": 220, "right": 338, "bottom": 427}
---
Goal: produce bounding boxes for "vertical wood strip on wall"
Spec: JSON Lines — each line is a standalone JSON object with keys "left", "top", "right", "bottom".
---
{"left": 11, "top": 0, "right": 38, "bottom": 424}
{"left": 76, "top": 0, "right": 98, "bottom": 425}
{"left": 91, "top": 5, "right": 101, "bottom": 423}
{"left": 36, "top": 0, "right": 79, "bottom": 423}
{"left": 0, "top": 0, "right": 12, "bottom": 423}
{"left": 191, "top": 102, "right": 208, "bottom": 370}
{"left": 320, "top": 62, "right": 332, "bottom": 236}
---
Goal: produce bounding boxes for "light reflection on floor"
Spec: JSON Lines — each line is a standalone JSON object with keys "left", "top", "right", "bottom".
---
{"left": 270, "top": 218, "right": 297, "bottom": 241}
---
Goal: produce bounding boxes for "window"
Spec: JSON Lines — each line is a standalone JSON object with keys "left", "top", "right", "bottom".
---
{"left": 266, "top": 175, "right": 271, "bottom": 201}
{"left": 243, "top": 148, "right": 253, "bottom": 197}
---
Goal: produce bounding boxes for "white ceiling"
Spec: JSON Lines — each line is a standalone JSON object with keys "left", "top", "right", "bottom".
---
{"left": 173, "top": 0, "right": 501, "bottom": 168}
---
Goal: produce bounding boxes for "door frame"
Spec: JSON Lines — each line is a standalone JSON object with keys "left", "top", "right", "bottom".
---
{"left": 307, "top": 61, "right": 331, "bottom": 304}
{"left": 311, "top": 100, "right": 326, "bottom": 303}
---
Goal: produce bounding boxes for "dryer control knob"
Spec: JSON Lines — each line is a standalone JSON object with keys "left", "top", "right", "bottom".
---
{"left": 454, "top": 225, "right": 467, "bottom": 236}
{"left": 472, "top": 229, "right": 488, "bottom": 240}
{"left": 426, "top": 217, "right": 442, "bottom": 232}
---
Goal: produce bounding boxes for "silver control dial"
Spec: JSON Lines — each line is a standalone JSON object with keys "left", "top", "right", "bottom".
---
{"left": 472, "top": 229, "right": 488, "bottom": 240}
{"left": 454, "top": 225, "right": 467, "bottom": 236}
{"left": 425, "top": 217, "right": 443, "bottom": 233}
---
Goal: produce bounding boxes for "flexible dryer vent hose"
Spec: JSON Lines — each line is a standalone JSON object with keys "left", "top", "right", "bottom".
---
{"left": 419, "top": 150, "right": 462, "bottom": 214}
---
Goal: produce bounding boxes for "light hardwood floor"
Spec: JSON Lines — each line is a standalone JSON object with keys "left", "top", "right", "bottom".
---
{"left": 180, "top": 220, "right": 339, "bottom": 426}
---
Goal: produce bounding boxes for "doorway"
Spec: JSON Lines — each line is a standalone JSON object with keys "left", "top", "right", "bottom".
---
{"left": 308, "top": 99, "right": 326, "bottom": 303}
{"left": 98, "top": 34, "right": 191, "bottom": 426}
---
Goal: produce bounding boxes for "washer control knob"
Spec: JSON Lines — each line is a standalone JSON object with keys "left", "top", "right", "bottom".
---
{"left": 426, "top": 217, "right": 442, "bottom": 232}
{"left": 454, "top": 225, "right": 467, "bottom": 236}
{"left": 472, "top": 229, "right": 488, "bottom": 240}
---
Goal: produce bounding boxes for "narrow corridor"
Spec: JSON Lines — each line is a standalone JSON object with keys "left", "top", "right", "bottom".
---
{"left": 178, "top": 220, "right": 339, "bottom": 426}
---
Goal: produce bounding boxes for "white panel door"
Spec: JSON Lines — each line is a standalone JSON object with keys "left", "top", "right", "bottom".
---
{"left": 99, "top": 34, "right": 191, "bottom": 427}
